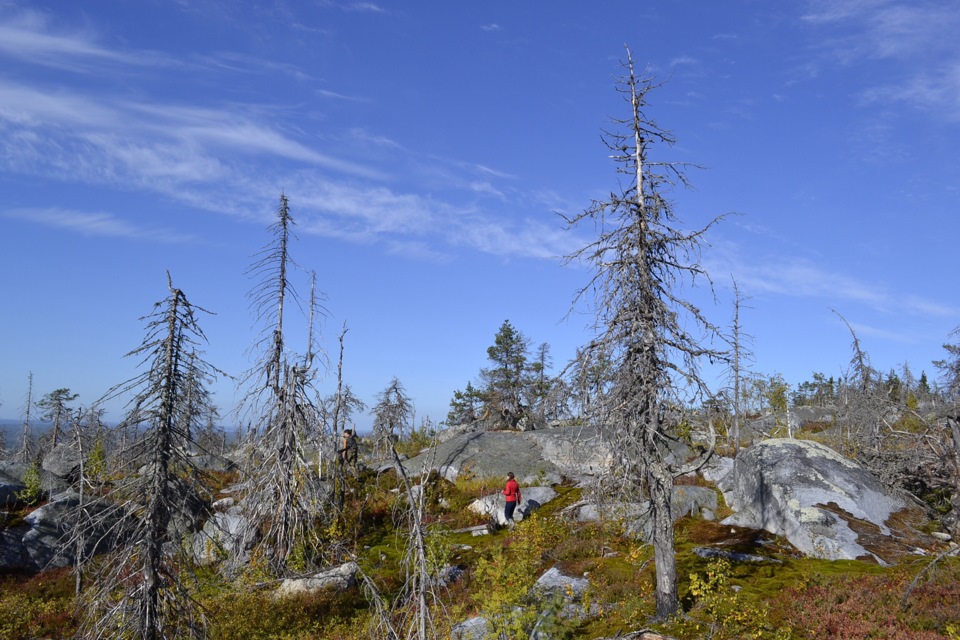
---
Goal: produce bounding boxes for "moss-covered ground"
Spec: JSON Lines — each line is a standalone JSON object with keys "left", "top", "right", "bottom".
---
{"left": 2, "top": 465, "right": 958, "bottom": 639}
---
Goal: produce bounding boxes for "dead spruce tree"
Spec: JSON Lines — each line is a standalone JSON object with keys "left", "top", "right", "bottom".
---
{"left": 832, "top": 309, "right": 889, "bottom": 452}
{"left": 391, "top": 445, "right": 442, "bottom": 640}
{"left": 74, "top": 274, "right": 219, "bottom": 640}
{"left": 723, "top": 278, "right": 754, "bottom": 453}
{"left": 934, "top": 327, "right": 960, "bottom": 536}
{"left": 563, "top": 49, "right": 725, "bottom": 620}
{"left": 16, "top": 372, "right": 36, "bottom": 463}
{"left": 372, "top": 377, "right": 413, "bottom": 458}
{"left": 237, "top": 194, "right": 329, "bottom": 576}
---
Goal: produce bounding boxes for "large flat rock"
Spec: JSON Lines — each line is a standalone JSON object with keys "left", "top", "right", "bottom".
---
{"left": 718, "top": 438, "right": 937, "bottom": 563}
{"left": 402, "top": 426, "right": 611, "bottom": 484}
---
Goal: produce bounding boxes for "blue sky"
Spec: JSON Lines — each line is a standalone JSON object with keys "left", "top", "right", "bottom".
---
{"left": 1, "top": 1, "right": 957, "bottom": 431}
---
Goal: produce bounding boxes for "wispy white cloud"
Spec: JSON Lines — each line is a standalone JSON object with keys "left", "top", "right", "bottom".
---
{"left": 316, "top": 88, "right": 369, "bottom": 101}
{"left": 452, "top": 215, "right": 580, "bottom": 259}
{"left": 473, "top": 163, "right": 514, "bottom": 180}
{"left": 348, "top": 128, "right": 401, "bottom": 148}
{"left": 0, "top": 7, "right": 577, "bottom": 263}
{"left": 382, "top": 239, "right": 453, "bottom": 263}
{"left": 481, "top": 23, "right": 502, "bottom": 32}
{"left": 670, "top": 55, "right": 699, "bottom": 67}
{"left": 3, "top": 208, "right": 197, "bottom": 243}
{"left": 802, "top": 0, "right": 957, "bottom": 58}
{"left": 199, "top": 52, "right": 313, "bottom": 83}
{"left": 802, "top": 0, "right": 889, "bottom": 26}
{"left": 708, "top": 238, "right": 958, "bottom": 320}
{"left": 0, "top": 80, "right": 383, "bottom": 179}
{"left": 468, "top": 181, "right": 506, "bottom": 199}
{"left": 860, "top": 64, "right": 960, "bottom": 120}
{"left": 0, "top": 10, "right": 170, "bottom": 70}
{"left": 801, "top": 0, "right": 960, "bottom": 117}
{"left": 342, "top": 3, "right": 386, "bottom": 14}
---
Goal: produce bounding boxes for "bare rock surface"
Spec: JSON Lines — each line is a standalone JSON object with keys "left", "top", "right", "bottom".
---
{"left": 2, "top": 491, "right": 126, "bottom": 572}
{"left": 42, "top": 443, "right": 82, "bottom": 481}
{"left": 402, "top": 426, "right": 611, "bottom": 484}
{"left": 718, "top": 438, "right": 937, "bottom": 563}
{"left": 0, "top": 461, "right": 70, "bottom": 505}
{"left": 468, "top": 485, "right": 558, "bottom": 526}
{"left": 275, "top": 561, "right": 359, "bottom": 597}
{"left": 562, "top": 485, "right": 718, "bottom": 541}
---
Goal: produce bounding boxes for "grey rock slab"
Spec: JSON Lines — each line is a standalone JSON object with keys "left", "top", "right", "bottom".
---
{"left": 275, "top": 561, "right": 360, "bottom": 597}
{"left": 718, "top": 438, "right": 931, "bottom": 563}
{"left": 402, "top": 426, "right": 611, "bottom": 484}
{"left": 42, "top": 443, "right": 82, "bottom": 481}
{"left": 468, "top": 486, "right": 558, "bottom": 526}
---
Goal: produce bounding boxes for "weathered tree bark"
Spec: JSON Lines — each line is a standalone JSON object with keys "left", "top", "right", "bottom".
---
{"left": 563, "top": 48, "right": 725, "bottom": 620}
{"left": 238, "top": 194, "right": 330, "bottom": 576}
{"left": 73, "top": 274, "right": 217, "bottom": 639}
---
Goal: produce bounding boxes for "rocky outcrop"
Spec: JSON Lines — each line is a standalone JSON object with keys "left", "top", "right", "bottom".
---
{"left": 187, "top": 453, "right": 236, "bottom": 473}
{"left": 42, "top": 443, "right": 82, "bottom": 483}
{"left": 402, "top": 426, "right": 611, "bottom": 484}
{"left": 191, "top": 503, "right": 255, "bottom": 570}
{"left": 275, "top": 561, "right": 360, "bottom": 597}
{"left": 452, "top": 565, "right": 597, "bottom": 639}
{"left": 562, "top": 485, "right": 718, "bottom": 541}
{"left": 0, "top": 461, "right": 28, "bottom": 505}
{"left": 1, "top": 491, "right": 128, "bottom": 572}
{"left": 718, "top": 438, "right": 938, "bottom": 563}
{"left": 0, "top": 461, "right": 70, "bottom": 506}
{"left": 468, "top": 486, "right": 558, "bottom": 526}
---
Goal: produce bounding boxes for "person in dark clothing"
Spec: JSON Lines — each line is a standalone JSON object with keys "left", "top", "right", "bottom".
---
{"left": 339, "top": 429, "right": 358, "bottom": 466}
{"left": 502, "top": 472, "right": 522, "bottom": 528}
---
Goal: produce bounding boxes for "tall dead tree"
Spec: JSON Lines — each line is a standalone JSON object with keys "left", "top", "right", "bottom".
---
{"left": 16, "top": 372, "right": 36, "bottom": 463}
{"left": 238, "top": 194, "right": 330, "bottom": 576}
{"left": 390, "top": 446, "right": 443, "bottom": 640}
{"left": 372, "top": 377, "right": 413, "bottom": 457}
{"left": 563, "top": 49, "right": 725, "bottom": 620}
{"left": 724, "top": 278, "right": 754, "bottom": 452}
{"left": 74, "top": 273, "right": 219, "bottom": 639}
{"left": 832, "top": 309, "right": 886, "bottom": 449}
{"left": 934, "top": 326, "right": 960, "bottom": 536}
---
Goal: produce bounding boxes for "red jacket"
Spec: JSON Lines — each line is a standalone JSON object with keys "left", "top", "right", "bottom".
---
{"left": 503, "top": 478, "right": 521, "bottom": 503}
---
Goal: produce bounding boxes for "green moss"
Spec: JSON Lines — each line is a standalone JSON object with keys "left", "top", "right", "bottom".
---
{"left": 4, "top": 448, "right": 956, "bottom": 640}
{"left": 0, "top": 568, "right": 77, "bottom": 639}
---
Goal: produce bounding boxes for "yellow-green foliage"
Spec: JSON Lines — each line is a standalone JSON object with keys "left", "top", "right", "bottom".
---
{"left": 85, "top": 438, "right": 108, "bottom": 481}
{"left": 470, "top": 513, "right": 566, "bottom": 637}
{"left": 894, "top": 410, "right": 927, "bottom": 434}
{"left": 16, "top": 461, "right": 44, "bottom": 506}
{"left": 391, "top": 421, "right": 437, "bottom": 458}
{"left": 0, "top": 569, "right": 76, "bottom": 639}
{"left": 205, "top": 588, "right": 367, "bottom": 640}
{"left": 6, "top": 452, "right": 959, "bottom": 640}
{"left": 671, "top": 557, "right": 790, "bottom": 640}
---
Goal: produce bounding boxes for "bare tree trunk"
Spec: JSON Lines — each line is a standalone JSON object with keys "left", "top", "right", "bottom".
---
{"left": 238, "top": 195, "right": 330, "bottom": 577}
{"left": 328, "top": 324, "right": 348, "bottom": 480}
{"left": 17, "top": 372, "right": 34, "bottom": 463}
{"left": 948, "top": 417, "right": 960, "bottom": 538}
{"left": 72, "top": 275, "right": 215, "bottom": 639}
{"left": 647, "top": 454, "right": 677, "bottom": 616}
{"left": 391, "top": 443, "right": 440, "bottom": 640}
{"left": 728, "top": 279, "right": 753, "bottom": 453}
{"left": 563, "top": 48, "right": 726, "bottom": 621}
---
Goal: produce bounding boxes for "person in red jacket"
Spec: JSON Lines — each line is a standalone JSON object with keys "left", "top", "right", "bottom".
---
{"left": 502, "top": 472, "right": 522, "bottom": 528}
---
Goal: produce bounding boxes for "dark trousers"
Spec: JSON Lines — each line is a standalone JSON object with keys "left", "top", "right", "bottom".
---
{"left": 504, "top": 500, "right": 517, "bottom": 521}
